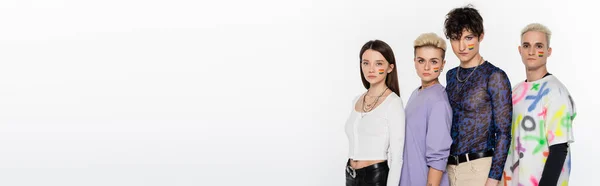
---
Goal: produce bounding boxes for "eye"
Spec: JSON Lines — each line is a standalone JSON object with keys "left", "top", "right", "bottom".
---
{"left": 362, "top": 61, "right": 368, "bottom": 65}
{"left": 376, "top": 62, "right": 383, "bottom": 66}
{"left": 536, "top": 44, "right": 544, "bottom": 49}
{"left": 418, "top": 59, "right": 424, "bottom": 63}
{"left": 432, "top": 60, "right": 438, "bottom": 65}
{"left": 523, "top": 44, "right": 529, "bottom": 48}
{"left": 466, "top": 36, "right": 473, "bottom": 41}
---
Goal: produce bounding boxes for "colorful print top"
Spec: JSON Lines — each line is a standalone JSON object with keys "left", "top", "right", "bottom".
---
{"left": 502, "top": 75, "right": 576, "bottom": 186}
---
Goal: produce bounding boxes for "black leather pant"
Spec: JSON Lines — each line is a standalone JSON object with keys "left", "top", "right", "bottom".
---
{"left": 345, "top": 160, "right": 389, "bottom": 186}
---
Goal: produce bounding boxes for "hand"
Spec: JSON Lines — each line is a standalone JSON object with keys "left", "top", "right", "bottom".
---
{"left": 484, "top": 178, "right": 499, "bottom": 186}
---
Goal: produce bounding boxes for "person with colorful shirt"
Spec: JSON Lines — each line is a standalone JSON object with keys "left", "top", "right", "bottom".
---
{"left": 500, "top": 23, "right": 576, "bottom": 186}
{"left": 442, "top": 5, "right": 513, "bottom": 186}
{"left": 399, "top": 33, "right": 452, "bottom": 186}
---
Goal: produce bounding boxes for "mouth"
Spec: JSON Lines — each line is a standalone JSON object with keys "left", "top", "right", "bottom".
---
{"left": 367, "top": 75, "right": 377, "bottom": 79}
{"left": 422, "top": 73, "right": 431, "bottom": 76}
{"left": 527, "top": 58, "right": 537, "bottom": 61}
{"left": 459, "top": 52, "right": 469, "bottom": 56}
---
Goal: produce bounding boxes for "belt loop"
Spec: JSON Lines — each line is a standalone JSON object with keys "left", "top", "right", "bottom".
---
{"left": 452, "top": 155, "right": 458, "bottom": 164}
{"left": 465, "top": 154, "right": 470, "bottom": 162}
{"left": 346, "top": 166, "right": 356, "bottom": 178}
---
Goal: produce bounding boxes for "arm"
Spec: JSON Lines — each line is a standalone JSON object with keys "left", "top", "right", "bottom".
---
{"left": 425, "top": 101, "right": 452, "bottom": 186}
{"left": 539, "top": 143, "right": 568, "bottom": 185}
{"left": 487, "top": 70, "right": 513, "bottom": 181}
{"left": 386, "top": 96, "right": 405, "bottom": 186}
{"left": 539, "top": 88, "right": 576, "bottom": 184}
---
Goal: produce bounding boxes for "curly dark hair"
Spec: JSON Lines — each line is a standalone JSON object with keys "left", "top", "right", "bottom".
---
{"left": 444, "top": 4, "right": 484, "bottom": 40}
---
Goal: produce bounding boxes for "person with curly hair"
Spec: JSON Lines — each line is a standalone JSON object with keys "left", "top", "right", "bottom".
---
{"left": 442, "top": 5, "right": 513, "bottom": 186}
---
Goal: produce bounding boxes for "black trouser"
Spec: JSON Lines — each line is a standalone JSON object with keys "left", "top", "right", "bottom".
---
{"left": 345, "top": 159, "right": 389, "bottom": 186}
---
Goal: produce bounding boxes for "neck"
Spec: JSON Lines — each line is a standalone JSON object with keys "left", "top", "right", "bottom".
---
{"left": 460, "top": 53, "right": 483, "bottom": 68}
{"left": 420, "top": 79, "right": 439, "bottom": 90}
{"left": 526, "top": 66, "right": 548, "bottom": 82}
{"left": 368, "top": 81, "right": 388, "bottom": 96}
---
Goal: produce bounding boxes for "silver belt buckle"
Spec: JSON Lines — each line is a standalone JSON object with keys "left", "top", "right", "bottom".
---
{"left": 346, "top": 166, "right": 356, "bottom": 178}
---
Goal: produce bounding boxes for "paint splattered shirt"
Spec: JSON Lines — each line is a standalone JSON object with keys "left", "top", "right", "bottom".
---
{"left": 446, "top": 61, "right": 512, "bottom": 180}
{"left": 502, "top": 75, "right": 575, "bottom": 186}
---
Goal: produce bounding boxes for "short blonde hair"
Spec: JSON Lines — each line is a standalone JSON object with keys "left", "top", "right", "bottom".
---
{"left": 521, "top": 23, "right": 552, "bottom": 47}
{"left": 414, "top": 33, "right": 447, "bottom": 59}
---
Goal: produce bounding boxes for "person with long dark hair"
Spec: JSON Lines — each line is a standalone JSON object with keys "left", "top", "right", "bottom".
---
{"left": 345, "top": 40, "right": 405, "bottom": 186}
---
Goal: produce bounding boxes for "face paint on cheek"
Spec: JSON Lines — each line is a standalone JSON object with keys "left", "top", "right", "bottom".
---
{"left": 468, "top": 44, "right": 475, "bottom": 50}
{"left": 433, "top": 67, "right": 440, "bottom": 72}
{"left": 378, "top": 69, "right": 385, "bottom": 74}
{"left": 538, "top": 51, "right": 544, "bottom": 57}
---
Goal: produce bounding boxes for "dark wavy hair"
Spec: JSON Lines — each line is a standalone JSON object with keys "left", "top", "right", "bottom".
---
{"left": 359, "top": 40, "right": 400, "bottom": 97}
{"left": 444, "top": 4, "right": 484, "bottom": 40}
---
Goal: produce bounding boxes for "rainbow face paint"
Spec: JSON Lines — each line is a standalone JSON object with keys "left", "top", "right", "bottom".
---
{"left": 378, "top": 69, "right": 385, "bottom": 74}
{"left": 538, "top": 51, "right": 544, "bottom": 57}
{"left": 468, "top": 44, "right": 475, "bottom": 50}
{"left": 433, "top": 67, "right": 440, "bottom": 72}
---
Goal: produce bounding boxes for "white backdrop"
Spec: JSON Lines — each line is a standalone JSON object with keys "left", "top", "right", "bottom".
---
{"left": 0, "top": 0, "right": 596, "bottom": 185}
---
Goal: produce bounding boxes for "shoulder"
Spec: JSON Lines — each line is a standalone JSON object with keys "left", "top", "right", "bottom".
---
{"left": 484, "top": 61, "right": 508, "bottom": 76}
{"left": 386, "top": 92, "right": 404, "bottom": 108}
{"left": 352, "top": 93, "right": 364, "bottom": 103}
{"left": 425, "top": 84, "right": 450, "bottom": 103}
{"left": 545, "top": 75, "right": 572, "bottom": 99}
{"left": 447, "top": 67, "right": 458, "bottom": 75}
{"left": 512, "top": 81, "right": 527, "bottom": 90}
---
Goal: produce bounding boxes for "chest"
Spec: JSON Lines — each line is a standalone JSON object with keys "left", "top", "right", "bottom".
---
{"left": 347, "top": 112, "right": 389, "bottom": 137}
{"left": 447, "top": 82, "right": 490, "bottom": 112}
{"left": 512, "top": 82, "right": 551, "bottom": 135}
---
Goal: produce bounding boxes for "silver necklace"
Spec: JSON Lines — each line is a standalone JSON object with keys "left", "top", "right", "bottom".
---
{"left": 456, "top": 57, "right": 484, "bottom": 83}
{"left": 456, "top": 57, "right": 484, "bottom": 91}
{"left": 362, "top": 87, "right": 388, "bottom": 113}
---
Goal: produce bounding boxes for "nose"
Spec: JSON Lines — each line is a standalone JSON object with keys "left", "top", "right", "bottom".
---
{"left": 424, "top": 61, "right": 431, "bottom": 70}
{"left": 459, "top": 40, "right": 466, "bottom": 52}
{"left": 367, "top": 64, "right": 375, "bottom": 73}
{"left": 528, "top": 47, "right": 536, "bottom": 56}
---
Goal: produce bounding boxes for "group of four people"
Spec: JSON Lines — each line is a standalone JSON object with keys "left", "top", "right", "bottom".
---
{"left": 344, "top": 5, "right": 576, "bottom": 186}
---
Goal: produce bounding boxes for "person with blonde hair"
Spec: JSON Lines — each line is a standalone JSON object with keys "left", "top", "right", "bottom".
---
{"left": 501, "top": 23, "right": 576, "bottom": 186}
{"left": 399, "top": 33, "right": 452, "bottom": 186}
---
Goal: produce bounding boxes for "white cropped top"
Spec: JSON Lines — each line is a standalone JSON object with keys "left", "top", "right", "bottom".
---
{"left": 345, "top": 93, "right": 405, "bottom": 186}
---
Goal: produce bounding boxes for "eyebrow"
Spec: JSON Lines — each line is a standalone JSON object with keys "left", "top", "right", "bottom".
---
{"left": 522, "top": 42, "right": 545, "bottom": 45}
{"left": 361, "top": 59, "right": 386, "bottom": 62}
{"left": 416, "top": 57, "right": 440, "bottom": 60}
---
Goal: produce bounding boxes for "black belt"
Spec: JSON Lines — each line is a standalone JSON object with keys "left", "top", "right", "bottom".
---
{"left": 447, "top": 150, "right": 494, "bottom": 165}
{"left": 346, "top": 159, "right": 388, "bottom": 178}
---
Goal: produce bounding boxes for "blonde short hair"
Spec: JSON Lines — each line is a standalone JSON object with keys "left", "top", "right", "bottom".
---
{"left": 414, "top": 33, "right": 447, "bottom": 58}
{"left": 521, "top": 23, "right": 552, "bottom": 47}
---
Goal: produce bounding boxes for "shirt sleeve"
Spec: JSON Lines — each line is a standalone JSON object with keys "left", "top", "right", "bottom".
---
{"left": 487, "top": 69, "right": 513, "bottom": 180}
{"left": 539, "top": 143, "right": 569, "bottom": 185}
{"left": 425, "top": 100, "right": 453, "bottom": 172}
{"left": 545, "top": 87, "right": 575, "bottom": 145}
{"left": 386, "top": 96, "right": 405, "bottom": 186}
